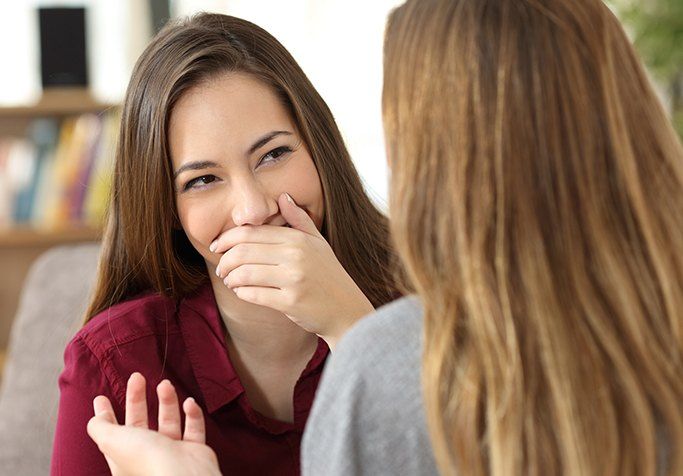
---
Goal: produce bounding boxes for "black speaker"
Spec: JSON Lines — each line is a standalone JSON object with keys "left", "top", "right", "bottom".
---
{"left": 38, "top": 7, "right": 88, "bottom": 88}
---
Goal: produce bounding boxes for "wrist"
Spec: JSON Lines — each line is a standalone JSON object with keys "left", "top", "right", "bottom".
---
{"left": 322, "top": 298, "right": 374, "bottom": 352}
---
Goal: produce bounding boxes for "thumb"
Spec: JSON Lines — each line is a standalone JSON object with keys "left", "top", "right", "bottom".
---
{"left": 279, "top": 192, "right": 321, "bottom": 236}
{"left": 87, "top": 396, "right": 118, "bottom": 443}
{"left": 93, "top": 395, "right": 118, "bottom": 424}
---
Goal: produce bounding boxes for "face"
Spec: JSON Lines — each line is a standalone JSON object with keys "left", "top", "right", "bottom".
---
{"left": 169, "top": 72, "right": 325, "bottom": 269}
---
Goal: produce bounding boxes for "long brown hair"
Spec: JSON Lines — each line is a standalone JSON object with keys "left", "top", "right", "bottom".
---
{"left": 384, "top": 0, "right": 683, "bottom": 474}
{"left": 85, "top": 13, "right": 399, "bottom": 321}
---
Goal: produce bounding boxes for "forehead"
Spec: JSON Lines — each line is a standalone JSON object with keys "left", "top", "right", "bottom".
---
{"left": 168, "top": 73, "right": 295, "bottom": 165}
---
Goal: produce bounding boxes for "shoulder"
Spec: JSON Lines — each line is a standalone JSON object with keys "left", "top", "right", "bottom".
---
{"left": 324, "top": 295, "right": 424, "bottom": 396}
{"left": 334, "top": 295, "right": 424, "bottom": 371}
{"left": 303, "top": 296, "right": 438, "bottom": 475}
{"left": 67, "top": 290, "right": 178, "bottom": 361}
{"left": 60, "top": 291, "right": 180, "bottom": 403}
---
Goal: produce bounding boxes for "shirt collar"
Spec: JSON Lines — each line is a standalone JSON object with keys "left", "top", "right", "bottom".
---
{"left": 178, "top": 282, "right": 330, "bottom": 415}
{"left": 179, "top": 283, "right": 243, "bottom": 413}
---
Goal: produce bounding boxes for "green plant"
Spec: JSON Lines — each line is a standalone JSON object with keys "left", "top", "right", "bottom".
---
{"left": 609, "top": 0, "right": 683, "bottom": 137}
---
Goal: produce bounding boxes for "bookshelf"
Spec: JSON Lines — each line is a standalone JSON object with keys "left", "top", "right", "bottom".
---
{"left": 0, "top": 88, "right": 117, "bottom": 135}
{"left": 0, "top": 88, "right": 116, "bottom": 371}
{"left": 0, "top": 225, "right": 101, "bottom": 247}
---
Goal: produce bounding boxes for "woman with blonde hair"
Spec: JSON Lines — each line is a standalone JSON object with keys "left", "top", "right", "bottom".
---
{"left": 87, "top": 0, "right": 683, "bottom": 474}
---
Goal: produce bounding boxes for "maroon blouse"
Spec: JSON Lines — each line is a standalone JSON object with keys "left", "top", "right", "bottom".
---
{"left": 51, "top": 283, "right": 329, "bottom": 475}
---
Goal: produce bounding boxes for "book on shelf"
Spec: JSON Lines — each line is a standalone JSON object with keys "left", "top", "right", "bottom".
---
{"left": 0, "top": 109, "right": 120, "bottom": 233}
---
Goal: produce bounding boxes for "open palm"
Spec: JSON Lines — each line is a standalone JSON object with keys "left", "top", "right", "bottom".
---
{"left": 86, "top": 373, "right": 221, "bottom": 476}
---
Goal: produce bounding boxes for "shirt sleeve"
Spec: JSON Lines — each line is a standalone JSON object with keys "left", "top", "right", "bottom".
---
{"left": 50, "top": 336, "right": 123, "bottom": 476}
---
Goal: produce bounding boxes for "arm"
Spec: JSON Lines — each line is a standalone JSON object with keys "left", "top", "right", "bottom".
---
{"left": 51, "top": 336, "right": 122, "bottom": 475}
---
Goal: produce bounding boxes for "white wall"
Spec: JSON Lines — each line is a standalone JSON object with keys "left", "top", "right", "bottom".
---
{"left": 173, "top": 0, "right": 403, "bottom": 208}
{"left": 0, "top": 0, "right": 402, "bottom": 208}
{"left": 0, "top": 0, "right": 151, "bottom": 104}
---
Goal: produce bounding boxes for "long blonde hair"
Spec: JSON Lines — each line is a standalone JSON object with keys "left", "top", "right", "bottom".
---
{"left": 383, "top": 0, "right": 683, "bottom": 474}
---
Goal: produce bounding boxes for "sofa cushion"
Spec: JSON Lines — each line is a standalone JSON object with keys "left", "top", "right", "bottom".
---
{"left": 0, "top": 243, "right": 100, "bottom": 475}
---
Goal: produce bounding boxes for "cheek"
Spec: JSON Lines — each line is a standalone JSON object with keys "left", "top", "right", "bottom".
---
{"left": 282, "top": 155, "right": 325, "bottom": 227}
{"left": 176, "top": 197, "right": 223, "bottom": 255}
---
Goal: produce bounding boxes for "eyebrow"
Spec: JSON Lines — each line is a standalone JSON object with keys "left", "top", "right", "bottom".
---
{"left": 173, "top": 160, "right": 220, "bottom": 180}
{"left": 173, "top": 130, "right": 293, "bottom": 180}
{"left": 247, "top": 130, "right": 292, "bottom": 155}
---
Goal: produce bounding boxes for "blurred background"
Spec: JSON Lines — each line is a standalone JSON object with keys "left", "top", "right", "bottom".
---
{"left": 0, "top": 1, "right": 679, "bottom": 472}
{"left": 0, "top": 0, "right": 403, "bottom": 376}
{"left": 0, "top": 0, "right": 680, "bottom": 379}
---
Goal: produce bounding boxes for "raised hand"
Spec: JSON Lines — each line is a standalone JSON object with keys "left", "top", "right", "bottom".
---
{"left": 87, "top": 373, "right": 221, "bottom": 476}
{"left": 212, "top": 192, "right": 375, "bottom": 349}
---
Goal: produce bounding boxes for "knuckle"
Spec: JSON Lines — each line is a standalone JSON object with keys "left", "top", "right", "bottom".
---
{"left": 238, "top": 226, "right": 253, "bottom": 242}
{"left": 224, "top": 229, "right": 244, "bottom": 249}
{"left": 289, "top": 247, "right": 305, "bottom": 262}
{"left": 285, "top": 291, "right": 299, "bottom": 307}
{"left": 234, "top": 244, "right": 248, "bottom": 259}
{"left": 237, "top": 287, "right": 257, "bottom": 303}
{"left": 130, "top": 418, "right": 147, "bottom": 428}
{"left": 290, "top": 270, "right": 305, "bottom": 284}
{"left": 159, "top": 416, "right": 178, "bottom": 427}
{"left": 238, "top": 267, "right": 251, "bottom": 281}
{"left": 293, "top": 233, "right": 308, "bottom": 246}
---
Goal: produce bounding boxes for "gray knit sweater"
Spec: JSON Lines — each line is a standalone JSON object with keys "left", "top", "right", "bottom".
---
{"left": 302, "top": 296, "right": 438, "bottom": 475}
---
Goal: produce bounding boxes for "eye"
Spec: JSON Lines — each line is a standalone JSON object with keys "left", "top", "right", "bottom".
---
{"left": 257, "top": 146, "right": 293, "bottom": 168}
{"left": 183, "top": 174, "right": 218, "bottom": 191}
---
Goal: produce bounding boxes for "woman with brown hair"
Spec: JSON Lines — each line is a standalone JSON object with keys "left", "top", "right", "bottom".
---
{"left": 87, "top": 0, "right": 683, "bottom": 474}
{"left": 51, "top": 12, "right": 399, "bottom": 476}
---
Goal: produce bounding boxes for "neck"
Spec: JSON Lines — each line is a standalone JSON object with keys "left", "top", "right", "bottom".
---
{"left": 208, "top": 274, "right": 318, "bottom": 363}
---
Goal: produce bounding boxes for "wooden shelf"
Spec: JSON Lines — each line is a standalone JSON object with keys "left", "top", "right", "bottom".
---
{"left": 0, "top": 226, "right": 102, "bottom": 248}
{"left": 0, "top": 88, "right": 117, "bottom": 118}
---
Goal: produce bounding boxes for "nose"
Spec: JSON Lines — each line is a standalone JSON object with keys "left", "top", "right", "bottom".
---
{"left": 230, "top": 178, "right": 277, "bottom": 226}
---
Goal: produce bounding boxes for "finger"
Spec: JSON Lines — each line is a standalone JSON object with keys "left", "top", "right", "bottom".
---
{"left": 88, "top": 397, "right": 121, "bottom": 454}
{"left": 233, "top": 286, "right": 289, "bottom": 310}
{"left": 125, "top": 372, "right": 149, "bottom": 428}
{"left": 156, "top": 379, "right": 182, "bottom": 440}
{"left": 89, "top": 397, "right": 124, "bottom": 473}
{"left": 215, "top": 243, "right": 286, "bottom": 279}
{"left": 278, "top": 192, "right": 321, "bottom": 236}
{"left": 210, "top": 224, "right": 297, "bottom": 254}
{"left": 93, "top": 395, "right": 118, "bottom": 424}
{"left": 87, "top": 414, "right": 116, "bottom": 449}
{"left": 88, "top": 416, "right": 164, "bottom": 476}
{"left": 182, "top": 397, "right": 206, "bottom": 444}
{"left": 224, "top": 264, "right": 283, "bottom": 289}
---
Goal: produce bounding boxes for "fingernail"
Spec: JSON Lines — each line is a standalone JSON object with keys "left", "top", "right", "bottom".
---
{"left": 284, "top": 192, "right": 294, "bottom": 203}
{"left": 223, "top": 276, "right": 230, "bottom": 286}
{"left": 209, "top": 241, "right": 217, "bottom": 252}
{"left": 215, "top": 266, "right": 220, "bottom": 277}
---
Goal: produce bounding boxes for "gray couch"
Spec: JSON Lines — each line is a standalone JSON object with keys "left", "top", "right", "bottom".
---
{"left": 0, "top": 244, "right": 100, "bottom": 475}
